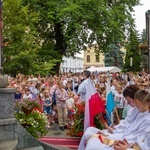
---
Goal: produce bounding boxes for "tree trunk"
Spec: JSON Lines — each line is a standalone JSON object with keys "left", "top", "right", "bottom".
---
{"left": 54, "top": 62, "right": 61, "bottom": 75}
{"left": 53, "top": 22, "right": 67, "bottom": 75}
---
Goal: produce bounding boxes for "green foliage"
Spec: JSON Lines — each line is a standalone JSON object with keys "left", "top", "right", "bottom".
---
{"left": 3, "top": 0, "right": 141, "bottom": 74}
{"left": 15, "top": 99, "right": 48, "bottom": 138}
{"left": 15, "top": 110, "right": 48, "bottom": 138}
{"left": 104, "top": 44, "right": 125, "bottom": 68}
{"left": 3, "top": 0, "right": 56, "bottom": 75}
{"left": 140, "top": 54, "right": 148, "bottom": 69}
{"left": 123, "top": 29, "right": 141, "bottom": 72}
{"left": 34, "top": 0, "right": 140, "bottom": 54}
{"left": 3, "top": 0, "right": 39, "bottom": 75}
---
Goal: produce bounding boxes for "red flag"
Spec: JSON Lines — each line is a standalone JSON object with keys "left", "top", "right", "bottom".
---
{"left": 89, "top": 93, "right": 105, "bottom": 126}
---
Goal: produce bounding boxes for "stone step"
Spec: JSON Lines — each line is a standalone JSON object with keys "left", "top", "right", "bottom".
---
{"left": 0, "top": 139, "right": 18, "bottom": 150}
{"left": 21, "top": 146, "right": 44, "bottom": 150}
{"left": 39, "top": 136, "right": 80, "bottom": 149}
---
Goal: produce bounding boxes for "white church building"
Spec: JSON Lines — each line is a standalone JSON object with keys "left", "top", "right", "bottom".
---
{"left": 60, "top": 56, "right": 84, "bottom": 73}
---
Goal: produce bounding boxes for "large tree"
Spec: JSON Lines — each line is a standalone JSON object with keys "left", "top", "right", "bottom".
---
{"left": 3, "top": 0, "right": 140, "bottom": 75}
{"left": 2, "top": 0, "right": 39, "bottom": 75}
{"left": 3, "top": 0, "right": 57, "bottom": 76}
{"left": 123, "top": 29, "right": 141, "bottom": 72}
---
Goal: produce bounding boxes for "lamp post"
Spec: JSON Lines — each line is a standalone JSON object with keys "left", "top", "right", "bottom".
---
{"left": 0, "top": 0, "right": 8, "bottom": 88}
{"left": 0, "top": 0, "right": 2, "bottom": 69}
{"left": 146, "top": 10, "right": 150, "bottom": 74}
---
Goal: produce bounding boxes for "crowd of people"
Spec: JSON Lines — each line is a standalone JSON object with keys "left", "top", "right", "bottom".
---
{"left": 6, "top": 70, "right": 150, "bottom": 149}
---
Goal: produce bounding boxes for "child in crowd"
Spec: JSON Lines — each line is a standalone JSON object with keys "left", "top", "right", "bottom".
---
{"left": 126, "top": 73, "right": 135, "bottom": 86}
{"left": 29, "top": 81, "right": 37, "bottom": 99}
{"left": 99, "top": 77, "right": 105, "bottom": 88}
{"left": 100, "top": 87, "right": 106, "bottom": 101}
{"left": 15, "top": 86, "right": 22, "bottom": 101}
{"left": 20, "top": 82, "right": 26, "bottom": 95}
{"left": 120, "top": 81, "right": 127, "bottom": 92}
{"left": 43, "top": 90, "right": 53, "bottom": 128}
{"left": 113, "top": 85, "right": 125, "bottom": 123}
{"left": 22, "top": 88, "right": 32, "bottom": 99}
{"left": 55, "top": 81, "right": 68, "bottom": 130}
{"left": 34, "top": 93, "right": 44, "bottom": 113}
{"left": 26, "top": 81, "right": 31, "bottom": 89}
{"left": 65, "top": 80, "right": 73, "bottom": 91}
{"left": 66, "top": 91, "right": 75, "bottom": 125}
{"left": 95, "top": 83, "right": 101, "bottom": 93}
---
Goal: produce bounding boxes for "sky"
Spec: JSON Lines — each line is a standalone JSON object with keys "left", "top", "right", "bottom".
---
{"left": 133, "top": 0, "right": 150, "bottom": 32}
{"left": 76, "top": 0, "right": 150, "bottom": 58}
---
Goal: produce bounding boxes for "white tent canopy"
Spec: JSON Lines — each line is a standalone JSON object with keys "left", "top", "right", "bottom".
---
{"left": 87, "top": 66, "right": 121, "bottom": 73}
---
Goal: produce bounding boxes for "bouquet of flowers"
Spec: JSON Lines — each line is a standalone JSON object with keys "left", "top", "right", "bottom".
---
{"left": 67, "top": 101, "right": 106, "bottom": 137}
{"left": 14, "top": 99, "right": 48, "bottom": 138}
{"left": 15, "top": 99, "right": 40, "bottom": 114}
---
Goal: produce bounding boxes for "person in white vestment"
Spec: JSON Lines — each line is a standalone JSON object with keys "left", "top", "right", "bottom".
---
{"left": 77, "top": 70, "right": 97, "bottom": 132}
{"left": 78, "top": 85, "right": 139, "bottom": 150}
{"left": 78, "top": 86, "right": 149, "bottom": 150}
{"left": 114, "top": 93, "right": 150, "bottom": 150}
{"left": 84, "top": 90, "right": 150, "bottom": 150}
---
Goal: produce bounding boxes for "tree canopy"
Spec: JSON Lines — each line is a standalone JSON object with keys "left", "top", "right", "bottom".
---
{"left": 3, "top": 0, "right": 141, "bottom": 75}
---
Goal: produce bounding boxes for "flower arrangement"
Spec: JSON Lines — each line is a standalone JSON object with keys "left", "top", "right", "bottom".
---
{"left": 15, "top": 99, "right": 40, "bottom": 114}
{"left": 14, "top": 99, "right": 48, "bottom": 138}
{"left": 67, "top": 101, "right": 106, "bottom": 137}
{"left": 67, "top": 102, "right": 85, "bottom": 137}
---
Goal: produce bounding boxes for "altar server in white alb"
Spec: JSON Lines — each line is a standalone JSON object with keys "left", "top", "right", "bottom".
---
{"left": 114, "top": 93, "right": 150, "bottom": 150}
{"left": 84, "top": 90, "right": 150, "bottom": 150}
{"left": 78, "top": 85, "right": 139, "bottom": 150}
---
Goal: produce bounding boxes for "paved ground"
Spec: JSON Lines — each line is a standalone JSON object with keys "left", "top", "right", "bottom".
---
{"left": 44, "top": 123, "right": 79, "bottom": 150}
{"left": 46, "top": 123, "right": 70, "bottom": 137}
